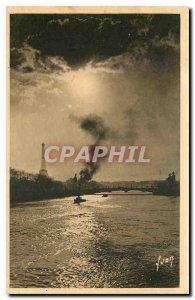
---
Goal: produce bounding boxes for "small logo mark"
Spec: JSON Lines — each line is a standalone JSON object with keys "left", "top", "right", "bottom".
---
{"left": 156, "top": 255, "right": 174, "bottom": 272}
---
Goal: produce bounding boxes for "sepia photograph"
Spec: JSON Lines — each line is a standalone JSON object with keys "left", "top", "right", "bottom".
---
{"left": 7, "top": 6, "right": 189, "bottom": 294}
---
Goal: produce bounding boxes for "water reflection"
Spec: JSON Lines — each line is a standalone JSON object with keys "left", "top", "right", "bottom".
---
{"left": 10, "top": 194, "right": 179, "bottom": 288}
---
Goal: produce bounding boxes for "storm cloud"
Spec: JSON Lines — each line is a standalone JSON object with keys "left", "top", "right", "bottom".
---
{"left": 10, "top": 14, "right": 180, "bottom": 70}
{"left": 10, "top": 13, "right": 180, "bottom": 181}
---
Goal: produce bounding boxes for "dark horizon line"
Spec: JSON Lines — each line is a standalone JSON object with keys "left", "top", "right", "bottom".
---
{"left": 10, "top": 167, "right": 180, "bottom": 183}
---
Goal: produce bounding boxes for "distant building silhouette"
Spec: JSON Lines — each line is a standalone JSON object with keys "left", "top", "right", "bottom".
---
{"left": 39, "top": 142, "right": 48, "bottom": 176}
{"left": 153, "top": 171, "right": 179, "bottom": 196}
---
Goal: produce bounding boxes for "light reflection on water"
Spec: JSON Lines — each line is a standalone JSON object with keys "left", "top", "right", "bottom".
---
{"left": 10, "top": 194, "right": 179, "bottom": 288}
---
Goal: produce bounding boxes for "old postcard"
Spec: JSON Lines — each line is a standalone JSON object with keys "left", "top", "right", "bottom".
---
{"left": 7, "top": 6, "right": 189, "bottom": 294}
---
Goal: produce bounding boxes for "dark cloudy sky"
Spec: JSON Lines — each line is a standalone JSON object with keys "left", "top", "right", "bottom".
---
{"left": 10, "top": 14, "right": 180, "bottom": 181}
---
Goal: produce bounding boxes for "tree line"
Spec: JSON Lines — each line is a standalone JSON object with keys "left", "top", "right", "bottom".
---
{"left": 10, "top": 168, "right": 102, "bottom": 204}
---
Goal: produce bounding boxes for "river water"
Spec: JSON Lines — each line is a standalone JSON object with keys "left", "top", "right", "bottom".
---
{"left": 10, "top": 194, "right": 179, "bottom": 288}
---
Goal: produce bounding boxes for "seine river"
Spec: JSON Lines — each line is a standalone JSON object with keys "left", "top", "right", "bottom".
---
{"left": 10, "top": 194, "right": 179, "bottom": 288}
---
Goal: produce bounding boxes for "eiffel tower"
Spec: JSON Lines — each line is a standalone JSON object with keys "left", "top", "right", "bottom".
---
{"left": 39, "top": 142, "right": 48, "bottom": 176}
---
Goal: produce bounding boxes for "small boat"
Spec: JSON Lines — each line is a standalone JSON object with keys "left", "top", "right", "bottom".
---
{"left": 74, "top": 196, "right": 86, "bottom": 204}
{"left": 102, "top": 194, "right": 108, "bottom": 197}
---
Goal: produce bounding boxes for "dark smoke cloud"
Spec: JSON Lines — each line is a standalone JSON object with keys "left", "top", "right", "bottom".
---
{"left": 70, "top": 114, "right": 110, "bottom": 188}
{"left": 80, "top": 115, "right": 108, "bottom": 143}
{"left": 70, "top": 114, "right": 111, "bottom": 143}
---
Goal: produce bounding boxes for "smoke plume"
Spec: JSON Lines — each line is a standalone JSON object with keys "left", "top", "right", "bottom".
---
{"left": 80, "top": 114, "right": 109, "bottom": 144}
{"left": 72, "top": 114, "right": 109, "bottom": 191}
